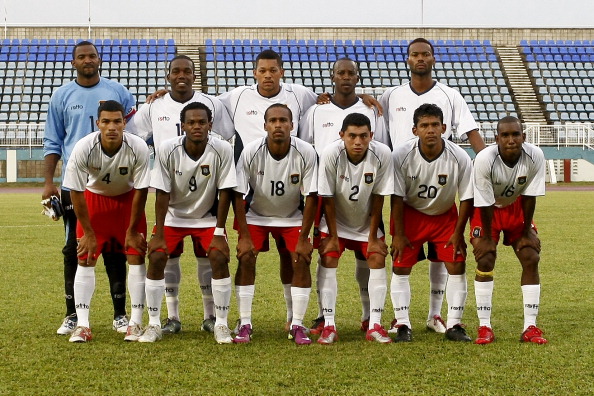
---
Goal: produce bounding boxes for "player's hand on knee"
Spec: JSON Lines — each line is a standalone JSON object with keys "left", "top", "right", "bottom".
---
{"left": 236, "top": 237, "right": 256, "bottom": 260}
{"left": 209, "top": 236, "right": 230, "bottom": 262}
{"left": 77, "top": 234, "right": 98, "bottom": 262}
{"left": 472, "top": 238, "right": 497, "bottom": 261}
{"left": 391, "top": 235, "right": 412, "bottom": 262}
{"left": 295, "top": 236, "right": 314, "bottom": 264}
{"left": 125, "top": 230, "right": 147, "bottom": 256}
{"left": 319, "top": 235, "right": 339, "bottom": 256}
{"left": 515, "top": 231, "right": 541, "bottom": 253}
{"left": 367, "top": 237, "right": 388, "bottom": 258}
{"left": 148, "top": 235, "right": 168, "bottom": 256}
{"left": 445, "top": 233, "right": 467, "bottom": 260}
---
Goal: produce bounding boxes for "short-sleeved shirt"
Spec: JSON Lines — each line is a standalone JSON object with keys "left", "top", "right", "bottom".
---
{"left": 318, "top": 139, "right": 394, "bottom": 241}
{"left": 63, "top": 131, "right": 150, "bottom": 196}
{"left": 44, "top": 78, "right": 136, "bottom": 179}
{"left": 473, "top": 143, "right": 545, "bottom": 208}
{"left": 379, "top": 81, "right": 478, "bottom": 148}
{"left": 393, "top": 138, "right": 473, "bottom": 215}
{"left": 127, "top": 91, "right": 234, "bottom": 148}
{"left": 151, "top": 136, "right": 237, "bottom": 228}
{"left": 235, "top": 136, "right": 318, "bottom": 227}
{"left": 219, "top": 83, "right": 317, "bottom": 148}
{"left": 298, "top": 97, "right": 389, "bottom": 154}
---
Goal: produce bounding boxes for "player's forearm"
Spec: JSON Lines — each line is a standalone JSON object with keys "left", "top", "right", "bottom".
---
{"left": 391, "top": 195, "right": 406, "bottom": 237}
{"left": 216, "top": 188, "right": 233, "bottom": 228}
{"left": 299, "top": 194, "right": 318, "bottom": 239}
{"left": 521, "top": 195, "right": 537, "bottom": 234}
{"left": 70, "top": 190, "right": 94, "bottom": 235}
{"left": 322, "top": 196, "right": 338, "bottom": 237}
{"left": 467, "top": 129, "right": 486, "bottom": 154}
{"left": 232, "top": 192, "right": 250, "bottom": 238}
{"left": 454, "top": 199, "right": 473, "bottom": 236}
{"left": 153, "top": 189, "right": 170, "bottom": 236}
{"left": 479, "top": 205, "right": 495, "bottom": 240}
{"left": 43, "top": 154, "right": 60, "bottom": 185}
{"left": 127, "top": 188, "right": 148, "bottom": 232}
{"left": 368, "top": 194, "right": 385, "bottom": 241}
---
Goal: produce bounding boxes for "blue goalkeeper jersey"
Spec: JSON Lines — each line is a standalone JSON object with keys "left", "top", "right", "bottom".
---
{"left": 43, "top": 77, "right": 137, "bottom": 182}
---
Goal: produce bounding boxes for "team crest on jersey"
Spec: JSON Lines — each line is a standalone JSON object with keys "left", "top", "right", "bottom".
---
{"left": 201, "top": 165, "right": 211, "bottom": 176}
{"left": 438, "top": 174, "right": 447, "bottom": 186}
{"left": 291, "top": 174, "right": 300, "bottom": 184}
{"left": 518, "top": 176, "right": 527, "bottom": 185}
{"left": 472, "top": 226, "right": 482, "bottom": 238}
{"left": 364, "top": 173, "right": 374, "bottom": 184}
{"left": 119, "top": 167, "right": 128, "bottom": 175}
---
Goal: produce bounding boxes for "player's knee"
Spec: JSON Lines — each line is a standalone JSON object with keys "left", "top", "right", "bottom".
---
{"left": 520, "top": 252, "right": 540, "bottom": 273}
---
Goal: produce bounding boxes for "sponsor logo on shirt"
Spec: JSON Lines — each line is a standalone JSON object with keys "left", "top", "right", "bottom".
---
{"left": 408, "top": 175, "right": 418, "bottom": 180}
{"left": 158, "top": 116, "right": 171, "bottom": 121}
{"left": 246, "top": 110, "right": 258, "bottom": 116}
{"left": 339, "top": 175, "right": 350, "bottom": 182}
{"left": 175, "top": 170, "right": 183, "bottom": 176}
{"left": 395, "top": 106, "right": 406, "bottom": 112}
{"left": 322, "top": 122, "right": 334, "bottom": 128}
{"left": 257, "top": 170, "right": 264, "bottom": 175}
{"left": 70, "top": 104, "right": 84, "bottom": 110}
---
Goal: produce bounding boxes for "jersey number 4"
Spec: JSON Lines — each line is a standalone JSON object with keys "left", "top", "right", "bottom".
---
{"left": 102, "top": 173, "right": 111, "bottom": 184}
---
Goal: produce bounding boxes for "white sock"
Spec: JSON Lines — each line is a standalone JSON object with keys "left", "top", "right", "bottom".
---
{"left": 211, "top": 277, "right": 232, "bottom": 327}
{"left": 315, "top": 257, "right": 324, "bottom": 318}
{"left": 390, "top": 274, "right": 411, "bottom": 328}
{"left": 145, "top": 278, "right": 165, "bottom": 326}
{"left": 196, "top": 257, "right": 214, "bottom": 319}
{"left": 445, "top": 274, "right": 467, "bottom": 329}
{"left": 474, "top": 280, "right": 494, "bottom": 328}
{"left": 74, "top": 265, "right": 95, "bottom": 328}
{"left": 428, "top": 261, "right": 447, "bottom": 320}
{"left": 283, "top": 283, "right": 293, "bottom": 322}
{"left": 355, "top": 258, "right": 370, "bottom": 321}
{"left": 368, "top": 268, "right": 387, "bottom": 328}
{"left": 522, "top": 284, "right": 541, "bottom": 331}
{"left": 236, "top": 284, "right": 255, "bottom": 326}
{"left": 127, "top": 264, "right": 146, "bottom": 326}
{"left": 164, "top": 256, "right": 181, "bottom": 320}
{"left": 291, "top": 286, "right": 311, "bottom": 327}
{"left": 319, "top": 266, "right": 337, "bottom": 328}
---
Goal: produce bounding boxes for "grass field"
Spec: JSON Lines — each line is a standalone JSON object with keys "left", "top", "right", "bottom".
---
{"left": 0, "top": 189, "right": 593, "bottom": 395}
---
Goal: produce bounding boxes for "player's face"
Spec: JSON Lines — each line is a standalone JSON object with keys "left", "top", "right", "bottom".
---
{"left": 254, "top": 59, "right": 284, "bottom": 95}
{"left": 96, "top": 110, "right": 125, "bottom": 145}
{"left": 340, "top": 125, "right": 373, "bottom": 163}
{"left": 168, "top": 58, "right": 195, "bottom": 95}
{"left": 182, "top": 109, "right": 212, "bottom": 144}
{"left": 412, "top": 115, "right": 446, "bottom": 148}
{"left": 332, "top": 60, "right": 359, "bottom": 96}
{"left": 496, "top": 121, "right": 525, "bottom": 161}
{"left": 264, "top": 107, "right": 293, "bottom": 144}
{"left": 407, "top": 42, "right": 434, "bottom": 76}
{"left": 72, "top": 45, "right": 101, "bottom": 78}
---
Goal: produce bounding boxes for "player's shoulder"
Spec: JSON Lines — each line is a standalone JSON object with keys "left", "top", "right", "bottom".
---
{"left": 369, "top": 139, "right": 392, "bottom": 155}
{"left": 100, "top": 77, "right": 129, "bottom": 91}
{"left": 443, "top": 138, "right": 471, "bottom": 158}
{"left": 434, "top": 81, "right": 462, "bottom": 97}
{"left": 291, "top": 136, "right": 317, "bottom": 155}
{"left": 283, "top": 82, "right": 314, "bottom": 94}
{"left": 393, "top": 138, "right": 418, "bottom": 157}
{"left": 207, "top": 135, "right": 233, "bottom": 153}
{"left": 192, "top": 91, "right": 221, "bottom": 105}
{"left": 123, "top": 131, "right": 149, "bottom": 146}
{"left": 522, "top": 142, "right": 545, "bottom": 161}
{"left": 160, "top": 135, "right": 185, "bottom": 152}
{"left": 383, "top": 82, "right": 410, "bottom": 96}
{"left": 474, "top": 144, "right": 499, "bottom": 163}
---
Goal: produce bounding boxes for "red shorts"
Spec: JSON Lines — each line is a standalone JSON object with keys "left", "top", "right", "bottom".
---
{"left": 245, "top": 224, "right": 301, "bottom": 253}
{"left": 153, "top": 226, "right": 218, "bottom": 255}
{"left": 151, "top": 224, "right": 190, "bottom": 256}
{"left": 393, "top": 204, "right": 464, "bottom": 267}
{"left": 319, "top": 232, "right": 384, "bottom": 259}
{"left": 469, "top": 197, "right": 537, "bottom": 246}
{"left": 76, "top": 189, "right": 147, "bottom": 260}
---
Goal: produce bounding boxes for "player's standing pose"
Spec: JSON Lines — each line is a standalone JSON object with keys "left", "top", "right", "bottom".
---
{"left": 43, "top": 41, "right": 137, "bottom": 335}
{"left": 62, "top": 100, "right": 150, "bottom": 343}
{"left": 316, "top": 113, "right": 394, "bottom": 345}
{"left": 470, "top": 116, "right": 547, "bottom": 345}
{"left": 379, "top": 37, "right": 485, "bottom": 334}
{"left": 390, "top": 104, "right": 473, "bottom": 343}
{"left": 299, "top": 57, "right": 388, "bottom": 334}
{"left": 128, "top": 55, "right": 234, "bottom": 335}
{"left": 233, "top": 104, "right": 318, "bottom": 345}
{"left": 141, "top": 102, "right": 236, "bottom": 344}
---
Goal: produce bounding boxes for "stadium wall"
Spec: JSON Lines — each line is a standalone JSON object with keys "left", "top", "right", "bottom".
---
{"left": 4, "top": 27, "right": 594, "bottom": 45}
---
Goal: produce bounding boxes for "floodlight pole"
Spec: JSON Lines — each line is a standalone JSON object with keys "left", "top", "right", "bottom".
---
{"left": 88, "top": 0, "right": 91, "bottom": 39}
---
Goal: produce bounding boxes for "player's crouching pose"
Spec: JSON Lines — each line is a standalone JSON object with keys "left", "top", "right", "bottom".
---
{"left": 233, "top": 104, "right": 318, "bottom": 345}
{"left": 142, "top": 102, "right": 237, "bottom": 344}
{"left": 63, "top": 100, "right": 150, "bottom": 343}
{"left": 471, "top": 116, "right": 547, "bottom": 345}
{"left": 316, "top": 113, "right": 394, "bottom": 345}
{"left": 390, "top": 104, "right": 473, "bottom": 343}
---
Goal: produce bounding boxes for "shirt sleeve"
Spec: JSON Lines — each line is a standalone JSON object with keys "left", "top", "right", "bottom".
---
{"left": 132, "top": 140, "right": 151, "bottom": 189}
{"left": 43, "top": 91, "right": 66, "bottom": 157}
{"left": 371, "top": 144, "right": 394, "bottom": 196}
{"left": 62, "top": 142, "right": 88, "bottom": 192}
{"left": 150, "top": 143, "right": 172, "bottom": 193}
{"left": 451, "top": 89, "right": 478, "bottom": 141}
{"left": 317, "top": 146, "right": 337, "bottom": 197}
{"left": 297, "top": 106, "right": 315, "bottom": 144}
{"left": 301, "top": 144, "right": 318, "bottom": 195}
{"left": 392, "top": 150, "right": 407, "bottom": 197}
{"left": 211, "top": 97, "right": 235, "bottom": 140}
{"left": 234, "top": 149, "right": 250, "bottom": 195}
{"left": 472, "top": 151, "right": 496, "bottom": 207}
{"left": 377, "top": 89, "right": 391, "bottom": 135}
{"left": 522, "top": 147, "right": 546, "bottom": 197}
{"left": 456, "top": 146, "right": 474, "bottom": 201}
{"left": 216, "top": 141, "right": 237, "bottom": 190}
{"left": 125, "top": 102, "right": 153, "bottom": 143}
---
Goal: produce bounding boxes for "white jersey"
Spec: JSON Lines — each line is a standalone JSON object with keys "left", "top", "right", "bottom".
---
{"left": 235, "top": 136, "right": 318, "bottom": 227}
{"left": 318, "top": 139, "right": 394, "bottom": 241}
{"left": 393, "top": 138, "right": 473, "bottom": 215}
{"left": 151, "top": 136, "right": 237, "bottom": 228}
{"left": 298, "top": 97, "right": 389, "bottom": 155}
{"left": 219, "top": 82, "right": 317, "bottom": 148}
{"left": 63, "top": 131, "right": 150, "bottom": 196}
{"left": 379, "top": 81, "right": 478, "bottom": 148}
{"left": 473, "top": 143, "right": 545, "bottom": 208}
{"left": 127, "top": 91, "right": 234, "bottom": 149}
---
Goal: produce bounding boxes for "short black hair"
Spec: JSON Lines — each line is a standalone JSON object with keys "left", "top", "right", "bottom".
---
{"left": 407, "top": 37, "right": 435, "bottom": 57}
{"left": 341, "top": 112, "right": 371, "bottom": 132}
{"left": 413, "top": 103, "right": 444, "bottom": 126}
{"left": 180, "top": 102, "right": 212, "bottom": 123}
{"left": 332, "top": 57, "right": 359, "bottom": 73}
{"left": 264, "top": 103, "right": 293, "bottom": 122}
{"left": 168, "top": 54, "right": 195, "bottom": 73}
{"left": 97, "top": 100, "right": 125, "bottom": 118}
{"left": 72, "top": 40, "right": 99, "bottom": 59}
{"left": 497, "top": 115, "right": 522, "bottom": 134}
{"left": 255, "top": 49, "right": 283, "bottom": 68}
